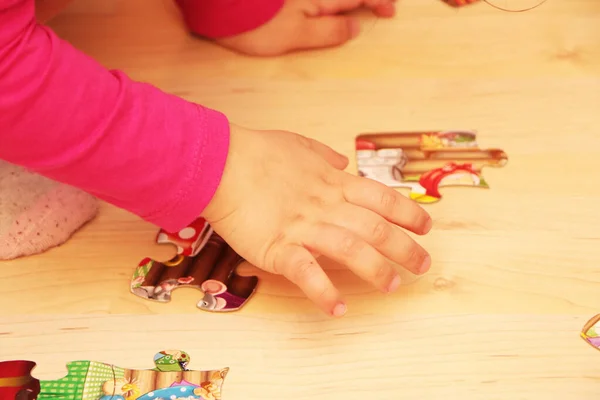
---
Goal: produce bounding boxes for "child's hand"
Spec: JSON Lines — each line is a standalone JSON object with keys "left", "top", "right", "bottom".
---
{"left": 216, "top": 0, "right": 397, "bottom": 56}
{"left": 201, "top": 124, "right": 432, "bottom": 317}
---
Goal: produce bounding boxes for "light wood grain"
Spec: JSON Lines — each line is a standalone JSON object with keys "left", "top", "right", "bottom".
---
{"left": 1, "top": 314, "right": 599, "bottom": 400}
{"left": 2, "top": 0, "right": 600, "bottom": 398}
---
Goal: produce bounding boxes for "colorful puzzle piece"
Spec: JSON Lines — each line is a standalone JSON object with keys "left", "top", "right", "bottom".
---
{"left": 0, "top": 350, "right": 228, "bottom": 400}
{"left": 130, "top": 218, "right": 259, "bottom": 313}
{"left": 581, "top": 314, "right": 600, "bottom": 351}
{"left": 355, "top": 130, "right": 508, "bottom": 204}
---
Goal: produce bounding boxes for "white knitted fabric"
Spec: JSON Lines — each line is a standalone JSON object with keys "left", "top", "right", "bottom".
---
{"left": 0, "top": 161, "right": 99, "bottom": 260}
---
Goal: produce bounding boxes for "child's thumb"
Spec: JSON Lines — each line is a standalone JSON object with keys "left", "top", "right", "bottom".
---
{"left": 297, "top": 16, "right": 360, "bottom": 50}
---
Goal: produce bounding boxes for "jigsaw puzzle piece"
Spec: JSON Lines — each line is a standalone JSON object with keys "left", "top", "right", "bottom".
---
{"left": 131, "top": 227, "right": 259, "bottom": 313}
{"left": 356, "top": 130, "right": 508, "bottom": 204}
{"left": 581, "top": 314, "right": 600, "bottom": 351}
{"left": 0, "top": 360, "right": 40, "bottom": 400}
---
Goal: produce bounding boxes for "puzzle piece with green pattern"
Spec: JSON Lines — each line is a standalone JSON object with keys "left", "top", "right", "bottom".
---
{"left": 39, "top": 360, "right": 120, "bottom": 400}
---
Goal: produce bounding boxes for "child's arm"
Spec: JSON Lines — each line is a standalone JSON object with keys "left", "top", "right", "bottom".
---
{"left": 0, "top": 0, "right": 229, "bottom": 232}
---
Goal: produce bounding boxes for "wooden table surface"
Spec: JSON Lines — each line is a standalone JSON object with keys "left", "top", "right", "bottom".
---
{"left": 2, "top": 0, "right": 600, "bottom": 398}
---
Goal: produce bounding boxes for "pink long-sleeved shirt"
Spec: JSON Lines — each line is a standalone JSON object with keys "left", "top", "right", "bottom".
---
{"left": 0, "top": 0, "right": 283, "bottom": 232}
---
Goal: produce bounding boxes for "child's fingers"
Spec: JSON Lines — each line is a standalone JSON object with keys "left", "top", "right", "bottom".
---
{"left": 274, "top": 244, "right": 346, "bottom": 317}
{"left": 342, "top": 174, "right": 433, "bottom": 235}
{"left": 296, "top": 15, "right": 360, "bottom": 50}
{"left": 303, "top": 223, "right": 400, "bottom": 294}
{"left": 327, "top": 203, "right": 431, "bottom": 275}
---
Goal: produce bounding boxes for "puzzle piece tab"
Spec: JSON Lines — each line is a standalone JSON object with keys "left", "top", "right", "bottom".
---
{"left": 356, "top": 130, "right": 508, "bottom": 204}
{"left": 131, "top": 218, "right": 259, "bottom": 313}
{"left": 0, "top": 350, "right": 229, "bottom": 400}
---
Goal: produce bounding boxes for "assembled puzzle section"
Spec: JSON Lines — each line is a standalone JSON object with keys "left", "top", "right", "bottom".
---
{"left": 131, "top": 218, "right": 259, "bottom": 313}
{"left": 0, "top": 350, "right": 229, "bottom": 400}
{"left": 581, "top": 314, "right": 600, "bottom": 351}
{"left": 356, "top": 130, "right": 508, "bottom": 203}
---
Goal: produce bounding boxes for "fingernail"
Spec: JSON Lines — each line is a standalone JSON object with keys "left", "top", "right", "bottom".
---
{"left": 419, "top": 254, "right": 431, "bottom": 274}
{"left": 332, "top": 302, "right": 347, "bottom": 317}
{"left": 387, "top": 274, "right": 401, "bottom": 293}
{"left": 423, "top": 217, "right": 433, "bottom": 233}
{"left": 348, "top": 18, "right": 360, "bottom": 39}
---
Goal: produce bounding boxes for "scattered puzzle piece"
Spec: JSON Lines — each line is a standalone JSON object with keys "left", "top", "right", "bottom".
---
{"left": 581, "top": 314, "right": 600, "bottom": 351}
{"left": 356, "top": 130, "right": 508, "bottom": 203}
{"left": 0, "top": 350, "right": 228, "bottom": 400}
{"left": 131, "top": 218, "right": 259, "bottom": 313}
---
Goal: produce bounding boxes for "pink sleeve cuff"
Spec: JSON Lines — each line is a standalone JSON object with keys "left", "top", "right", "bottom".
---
{"left": 174, "top": 0, "right": 285, "bottom": 39}
{"left": 143, "top": 106, "right": 230, "bottom": 231}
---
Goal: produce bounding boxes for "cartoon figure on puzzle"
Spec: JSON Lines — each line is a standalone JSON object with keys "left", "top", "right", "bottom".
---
{"left": 0, "top": 350, "right": 228, "bottom": 400}
{"left": 581, "top": 314, "right": 600, "bottom": 352}
{"left": 356, "top": 130, "right": 508, "bottom": 203}
{"left": 130, "top": 217, "right": 259, "bottom": 312}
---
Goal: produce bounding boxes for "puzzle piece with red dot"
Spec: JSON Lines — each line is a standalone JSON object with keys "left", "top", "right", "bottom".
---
{"left": 130, "top": 218, "right": 259, "bottom": 313}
